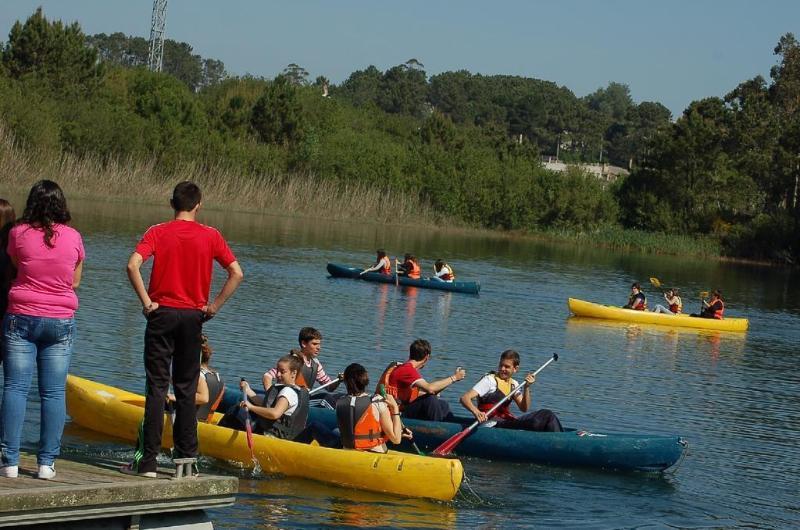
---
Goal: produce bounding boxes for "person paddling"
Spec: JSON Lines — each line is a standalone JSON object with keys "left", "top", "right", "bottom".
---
{"left": 398, "top": 254, "right": 421, "bottom": 279}
{"left": 336, "top": 363, "right": 410, "bottom": 453}
{"left": 432, "top": 259, "right": 455, "bottom": 282}
{"left": 379, "top": 339, "right": 465, "bottom": 421}
{"left": 623, "top": 282, "right": 647, "bottom": 310}
{"left": 459, "top": 350, "right": 563, "bottom": 432}
{"left": 360, "top": 249, "right": 392, "bottom": 276}
{"left": 692, "top": 289, "right": 725, "bottom": 319}
{"left": 653, "top": 288, "right": 682, "bottom": 315}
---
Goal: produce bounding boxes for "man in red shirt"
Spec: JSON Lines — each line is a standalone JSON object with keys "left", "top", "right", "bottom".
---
{"left": 387, "top": 339, "right": 466, "bottom": 421}
{"left": 124, "top": 181, "right": 244, "bottom": 476}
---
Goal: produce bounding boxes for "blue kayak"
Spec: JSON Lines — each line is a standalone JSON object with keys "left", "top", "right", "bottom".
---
{"left": 307, "top": 407, "right": 687, "bottom": 473}
{"left": 327, "top": 263, "right": 480, "bottom": 295}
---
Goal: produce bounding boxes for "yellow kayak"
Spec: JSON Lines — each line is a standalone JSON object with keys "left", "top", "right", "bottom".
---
{"left": 567, "top": 298, "right": 749, "bottom": 332}
{"left": 66, "top": 375, "right": 463, "bottom": 501}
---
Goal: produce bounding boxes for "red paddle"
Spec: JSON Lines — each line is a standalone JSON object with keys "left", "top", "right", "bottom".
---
{"left": 240, "top": 379, "right": 255, "bottom": 462}
{"left": 432, "top": 354, "right": 558, "bottom": 457}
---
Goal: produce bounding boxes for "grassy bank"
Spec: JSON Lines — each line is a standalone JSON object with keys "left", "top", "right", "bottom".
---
{"left": 0, "top": 125, "right": 731, "bottom": 261}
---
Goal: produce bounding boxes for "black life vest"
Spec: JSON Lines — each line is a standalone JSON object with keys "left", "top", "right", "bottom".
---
{"left": 257, "top": 384, "right": 309, "bottom": 440}
{"left": 476, "top": 374, "right": 517, "bottom": 421}
{"left": 196, "top": 367, "right": 225, "bottom": 422}
{"left": 336, "top": 394, "right": 389, "bottom": 450}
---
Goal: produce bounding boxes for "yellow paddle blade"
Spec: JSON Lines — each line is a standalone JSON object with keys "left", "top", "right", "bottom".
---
{"left": 699, "top": 291, "right": 709, "bottom": 298}
{"left": 649, "top": 277, "right": 661, "bottom": 288}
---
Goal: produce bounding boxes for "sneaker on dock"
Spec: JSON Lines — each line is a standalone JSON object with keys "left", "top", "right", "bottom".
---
{"left": 37, "top": 464, "right": 56, "bottom": 480}
{"left": 0, "top": 465, "right": 18, "bottom": 478}
{"left": 119, "top": 462, "right": 157, "bottom": 478}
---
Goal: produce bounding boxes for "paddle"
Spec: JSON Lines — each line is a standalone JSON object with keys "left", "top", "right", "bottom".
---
{"left": 308, "top": 376, "right": 342, "bottom": 396}
{"left": 649, "top": 277, "right": 666, "bottom": 293}
{"left": 240, "top": 378, "right": 256, "bottom": 462}
{"left": 378, "top": 384, "right": 423, "bottom": 456}
{"left": 395, "top": 258, "right": 399, "bottom": 287}
{"left": 431, "top": 354, "right": 559, "bottom": 457}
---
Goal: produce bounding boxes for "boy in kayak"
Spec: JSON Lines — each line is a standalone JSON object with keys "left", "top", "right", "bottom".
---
{"left": 360, "top": 249, "right": 392, "bottom": 275}
{"left": 381, "top": 339, "right": 466, "bottom": 421}
{"left": 459, "top": 350, "right": 563, "bottom": 432}
{"left": 262, "top": 327, "right": 341, "bottom": 406}
{"left": 653, "top": 288, "right": 682, "bottom": 315}
{"left": 623, "top": 282, "right": 647, "bottom": 310}
{"left": 397, "top": 254, "right": 421, "bottom": 279}
{"left": 692, "top": 289, "right": 725, "bottom": 319}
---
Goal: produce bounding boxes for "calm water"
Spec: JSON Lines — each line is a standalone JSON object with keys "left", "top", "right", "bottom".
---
{"left": 5, "top": 198, "right": 800, "bottom": 528}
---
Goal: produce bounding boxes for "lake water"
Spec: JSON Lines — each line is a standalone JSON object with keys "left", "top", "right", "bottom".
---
{"left": 5, "top": 198, "right": 800, "bottom": 528}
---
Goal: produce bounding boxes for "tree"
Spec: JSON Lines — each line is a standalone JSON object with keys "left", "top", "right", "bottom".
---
{"left": 250, "top": 75, "right": 306, "bottom": 146}
{"left": 377, "top": 62, "right": 428, "bottom": 117}
{"left": 2, "top": 8, "right": 103, "bottom": 95}
{"left": 282, "top": 63, "right": 309, "bottom": 86}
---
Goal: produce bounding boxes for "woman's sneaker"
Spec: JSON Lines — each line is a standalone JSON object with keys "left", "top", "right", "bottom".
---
{"left": 37, "top": 464, "right": 56, "bottom": 480}
{"left": 0, "top": 465, "right": 18, "bottom": 478}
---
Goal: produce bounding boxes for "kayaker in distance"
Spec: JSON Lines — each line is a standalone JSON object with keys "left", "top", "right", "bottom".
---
{"left": 360, "top": 249, "right": 392, "bottom": 276}
{"left": 167, "top": 334, "right": 225, "bottom": 423}
{"left": 692, "top": 289, "right": 725, "bottom": 319}
{"left": 653, "top": 288, "right": 682, "bottom": 315}
{"left": 432, "top": 259, "right": 455, "bottom": 282}
{"left": 262, "top": 327, "right": 341, "bottom": 407}
{"left": 459, "top": 350, "right": 563, "bottom": 432}
{"left": 379, "top": 339, "right": 466, "bottom": 421}
{"left": 336, "top": 363, "right": 411, "bottom": 453}
{"left": 397, "top": 254, "right": 421, "bottom": 279}
{"left": 623, "top": 282, "right": 647, "bottom": 310}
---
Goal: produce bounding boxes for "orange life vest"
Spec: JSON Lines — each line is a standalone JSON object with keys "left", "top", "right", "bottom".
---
{"left": 712, "top": 300, "right": 724, "bottom": 319}
{"left": 377, "top": 361, "right": 419, "bottom": 409}
{"left": 378, "top": 256, "right": 391, "bottom": 275}
{"left": 336, "top": 395, "right": 389, "bottom": 450}
{"left": 408, "top": 261, "right": 421, "bottom": 279}
{"left": 292, "top": 355, "right": 319, "bottom": 390}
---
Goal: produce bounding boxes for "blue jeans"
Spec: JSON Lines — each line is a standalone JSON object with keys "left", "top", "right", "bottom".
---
{"left": 1, "top": 314, "right": 75, "bottom": 466}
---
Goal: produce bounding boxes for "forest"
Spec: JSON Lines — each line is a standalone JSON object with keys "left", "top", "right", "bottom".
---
{"left": 1, "top": 8, "right": 798, "bottom": 263}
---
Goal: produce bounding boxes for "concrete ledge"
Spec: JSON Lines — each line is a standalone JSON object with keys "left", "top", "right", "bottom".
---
{"left": 0, "top": 454, "right": 237, "bottom": 528}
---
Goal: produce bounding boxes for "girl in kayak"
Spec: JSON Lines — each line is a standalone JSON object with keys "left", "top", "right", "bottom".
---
{"left": 360, "top": 250, "right": 392, "bottom": 276}
{"left": 432, "top": 259, "right": 455, "bottom": 282}
{"left": 335, "top": 363, "right": 410, "bottom": 453}
{"left": 653, "top": 288, "right": 682, "bottom": 314}
{"left": 459, "top": 350, "right": 563, "bottom": 432}
{"left": 398, "top": 255, "right": 421, "bottom": 279}
{"left": 623, "top": 282, "right": 647, "bottom": 310}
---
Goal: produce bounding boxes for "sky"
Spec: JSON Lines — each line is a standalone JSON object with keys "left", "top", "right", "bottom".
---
{"left": 1, "top": 1, "right": 799, "bottom": 118}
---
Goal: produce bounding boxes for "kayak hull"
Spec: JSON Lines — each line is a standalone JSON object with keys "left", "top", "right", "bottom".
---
{"left": 309, "top": 408, "right": 687, "bottom": 473}
{"left": 66, "top": 375, "right": 463, "bottom": 501}
{"left": 327, "top": 263, "right": 480, "bottom": 295}
{"left": 568, "top": 297, "right": 749, "bottom": 332}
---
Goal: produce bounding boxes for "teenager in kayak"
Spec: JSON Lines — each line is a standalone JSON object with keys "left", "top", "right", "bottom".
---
{"left": 459, "top": 350, "right": 563, "bottom": 432}
{"left": 336, "top": 363, "right": 410, "bottom": 453}
{"left": 397, "top": 254, "right": 421, "bottom": 279}
{"left": 623, "top": 282, "right": 647, "bottom": 310}
{"left": 360, "top": 249, "right": 392, "bottom": 276}
{"left": 692, "top": 289, "right": 725, "bottom": 319}
{"left": 379, "top": 339, "right": 466, "bottom": 421}
{"left": 167, "top": 334, "right": 225, "bottom": 423}
{"left": 653, "top": 288, "right": 682, "bottom": 315}
{"left": 432, "top": 259, "right": 455, "bottom": 282}
{"left": 262, "top": 327, "right": 341, "bottom": 405}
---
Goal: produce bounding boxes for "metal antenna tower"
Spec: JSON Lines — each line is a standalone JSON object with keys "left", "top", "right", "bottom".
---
{"left": 147, "top": 0, "right": 168, "bottom": 72}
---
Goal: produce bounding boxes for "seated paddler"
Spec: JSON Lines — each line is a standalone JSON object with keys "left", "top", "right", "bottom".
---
{"left": 459, "top": 349, "right": 563, "bottom": 432}
{"left": 222, "top": 355, "right": 310, "bottom": 441}
{"left": 380, "top": 339, "right": 466, "bottom": 422}
{"left": 336, "top": 363, "right": 410, "bottom": 453}
{"left": 623, "top": 282, "right": 647, "bottom": 310}
{"left": 360, "top": 249, "right": 392, "bottom": 276}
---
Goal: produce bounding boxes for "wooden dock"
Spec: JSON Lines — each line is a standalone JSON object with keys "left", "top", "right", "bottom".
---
{"left": 0, "top": 453, "right": 237, "bottom": 529}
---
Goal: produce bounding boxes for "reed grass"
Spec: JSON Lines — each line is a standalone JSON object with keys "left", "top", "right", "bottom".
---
{"left": 0, "top": 125, "right": 448, "bottom": 226}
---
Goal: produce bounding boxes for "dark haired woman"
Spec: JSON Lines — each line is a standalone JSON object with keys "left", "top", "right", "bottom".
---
{"left": 335, "top": 363, "right": 407, "bottom": 453}
{"left": 0, "top": 199, "right": 16, "bottom": 361}
{"left": 360, "top": 249, "right": 392, "bottom": 276}
{"left": 1, "top": 181, "right": 84, "bottom": 480}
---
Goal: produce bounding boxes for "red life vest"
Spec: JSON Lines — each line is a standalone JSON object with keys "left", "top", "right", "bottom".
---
{"left": 669, "top": 297, "right": 682, "bottom": 314}
{"left": 378, "top": 257, "right": 391, "bottom": 275}
{"left": 336, "top": 395, "right": 389, "bottom": 450}
{"left": 377, "top": 361, "right": 419, "bottom": 409}
{"left": 476, "top": 374, "right": 517, "bottom": 421}
{"left": 712, "top": 300, "right": 725, "bottom": 319}
{"left": 439, "top": 264, "right": 455, "bottom": 281}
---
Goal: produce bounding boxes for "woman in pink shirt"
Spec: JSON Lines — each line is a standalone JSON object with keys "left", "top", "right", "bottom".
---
{"left": 1, "top": 181, "right": 84, "bottom": 481}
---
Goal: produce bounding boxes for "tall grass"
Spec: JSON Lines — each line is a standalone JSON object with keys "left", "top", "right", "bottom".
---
{"left": 0, "top": 125, "right": 448, "bottom": 226}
